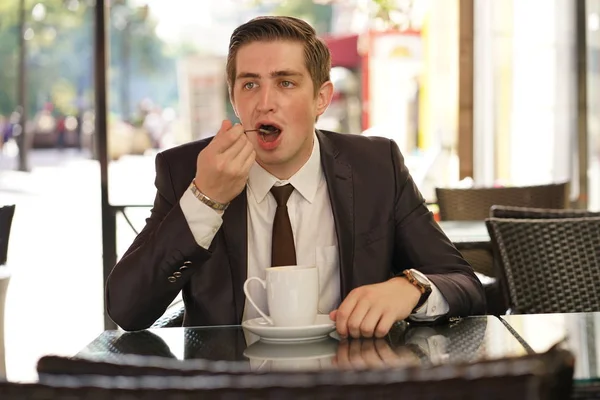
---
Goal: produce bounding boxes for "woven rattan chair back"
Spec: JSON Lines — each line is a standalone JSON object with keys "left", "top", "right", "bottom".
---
{"left": 490, "top": 205, "right": 600, "bottom": 220}
{"left": 436, "top": 182, "right": 569, "bottom": 221}
{"left": 486, "top": 217, "right": 600, "bottom": 313}
{"left": 25, "top": 346, "right": 575, "bottom": 400}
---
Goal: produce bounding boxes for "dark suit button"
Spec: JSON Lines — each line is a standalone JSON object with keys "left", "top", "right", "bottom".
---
{"left": 167, "top": 276, "right": 177, "bottom": 283}
{"left": 183, "top": 261, "right": 192, "bottom": 265}
{"left": 173, "top": 272, "right": 182, "bottom": 278}
{"left": 179, "top": 265, "right": 189, "bottom": 271}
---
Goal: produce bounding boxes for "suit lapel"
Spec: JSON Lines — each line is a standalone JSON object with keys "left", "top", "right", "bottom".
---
{"left": 221, "top": 189, "right": 248, "bottom": 323}
{"left": 317, "top": 130, "right": 354, "bottom": 299}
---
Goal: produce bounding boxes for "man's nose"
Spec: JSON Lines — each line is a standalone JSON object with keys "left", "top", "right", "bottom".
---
{"left": 256, "top": 86, "right": 276, "bottom": 113}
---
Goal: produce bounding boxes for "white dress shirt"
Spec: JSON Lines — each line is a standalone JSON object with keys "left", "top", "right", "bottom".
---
{"left": 180, "top": 135, "right": 449, "bottom": 323}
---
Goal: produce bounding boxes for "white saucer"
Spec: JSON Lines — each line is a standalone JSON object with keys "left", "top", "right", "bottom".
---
{"left": 243, "top": 337, "right": 339, "bottom": 360}
{"left": 241, "top": 314, "right": 336, "bottom": 343}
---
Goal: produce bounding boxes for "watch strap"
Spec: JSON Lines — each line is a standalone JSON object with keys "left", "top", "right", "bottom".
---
{"left": 401, "top": 269, "right": 432, "bottom": 312}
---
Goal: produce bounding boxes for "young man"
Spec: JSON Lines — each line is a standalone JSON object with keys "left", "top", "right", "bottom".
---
{"left": 106, "top": 16, "right": 485, "bottom": 339}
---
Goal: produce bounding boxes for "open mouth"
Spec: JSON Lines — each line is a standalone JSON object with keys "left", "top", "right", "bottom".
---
{"left": 257, "top": 124, "right": 281, "bottom": 143}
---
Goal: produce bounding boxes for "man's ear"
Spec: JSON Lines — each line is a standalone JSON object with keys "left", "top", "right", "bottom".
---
{"left": 316, "top": 81, "right": 334, "bottom": 117}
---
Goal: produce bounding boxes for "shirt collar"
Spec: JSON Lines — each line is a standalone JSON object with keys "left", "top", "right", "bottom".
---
{"left": 248, "top": 134, "right": 322, "bottom": 204}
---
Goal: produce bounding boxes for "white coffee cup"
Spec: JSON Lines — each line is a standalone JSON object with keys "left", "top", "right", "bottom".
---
{"left": 243, "top": 265, "right": 318, "bottom": 327}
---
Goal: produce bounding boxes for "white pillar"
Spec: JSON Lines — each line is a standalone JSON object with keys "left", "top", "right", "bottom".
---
{"left": 509, "top": 0, "right": 576, "bottom": 185}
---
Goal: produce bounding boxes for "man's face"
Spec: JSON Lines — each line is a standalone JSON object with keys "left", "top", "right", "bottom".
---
{"left": 231, "top": 40, "right": 333, "bottom": 179}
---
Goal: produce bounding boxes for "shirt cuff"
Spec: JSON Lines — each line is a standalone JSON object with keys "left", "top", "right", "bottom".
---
{"left": 408, "top": 269, "right": 450, "bottom": 321}
{"left": 404, "top": 327, "right": 450, "bottom": 364}
{"left": 180, "top": 188, "right": 224, "bottom": 250}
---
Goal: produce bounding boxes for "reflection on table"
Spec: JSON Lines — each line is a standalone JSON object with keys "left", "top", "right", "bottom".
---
{"left": 77, "top": 316, "right": 529, "bottom": 373}
{"left": 501, "top": 312, "right": 600, "bottom": 383}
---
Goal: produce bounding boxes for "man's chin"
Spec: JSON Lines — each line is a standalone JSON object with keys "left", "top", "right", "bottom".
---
{"left": 256, "top": 153, "right": 284, "bottom": 167}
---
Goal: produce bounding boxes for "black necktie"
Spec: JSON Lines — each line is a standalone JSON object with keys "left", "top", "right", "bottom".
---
{"left": 270, "top": 184, "right": 296, "bottom": 267}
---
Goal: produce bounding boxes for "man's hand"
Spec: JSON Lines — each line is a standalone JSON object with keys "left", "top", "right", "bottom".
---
{"left": 330, "top": 277, "right": 422, "bottom": 339}
{"left": 194, "top": 120, "right": 256, "bottom": 204}
{"left": 333, "top": 338, "right": 421, "bottom": 370}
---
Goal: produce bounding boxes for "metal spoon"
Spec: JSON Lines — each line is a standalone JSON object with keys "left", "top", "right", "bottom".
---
{"left": 244, "top": 128, "right": 272, "bottom": 134}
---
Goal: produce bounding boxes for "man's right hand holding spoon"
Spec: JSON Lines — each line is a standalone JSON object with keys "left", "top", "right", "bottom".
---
{"left": 193, "top": 120, "right": 256, "bottom": 208}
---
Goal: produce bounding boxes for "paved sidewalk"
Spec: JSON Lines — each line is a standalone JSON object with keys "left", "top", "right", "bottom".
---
{"left": 0, "top": 147, "right": 157, "bottom": 381}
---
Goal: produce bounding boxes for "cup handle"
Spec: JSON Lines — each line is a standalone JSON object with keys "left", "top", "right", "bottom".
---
{"left": 243, "top": 277, "right": 273, "bottom": 325}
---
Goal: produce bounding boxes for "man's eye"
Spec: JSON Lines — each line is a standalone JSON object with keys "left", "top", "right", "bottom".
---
{"left": 281, "top": 81, "right": 294, "bottom": 88}
{"left": 243, "top": 82, "right": 255, "bottom": 90}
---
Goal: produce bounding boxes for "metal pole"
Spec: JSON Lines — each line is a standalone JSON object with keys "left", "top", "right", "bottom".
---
{"left": 95, "top": 0, "right": 118, "bottom": 330}
{"left": 575, "top": 0, "right": 588, "bottom": 209}
{"left": 16, "top": 0, "right": 30, "bottom": 172}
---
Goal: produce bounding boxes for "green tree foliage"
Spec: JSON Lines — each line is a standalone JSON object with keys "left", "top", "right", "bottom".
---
{"left": 0, "top": 0, "right": 177, "bottom": 121}
{"left": 273, "top": 0, "right": 332, "bottom": 34}
{"left": 0, "top": 0, "right": 88, "bottom": 117}
{"left": 0, "top": 5, "right": 18, "bottom": 117}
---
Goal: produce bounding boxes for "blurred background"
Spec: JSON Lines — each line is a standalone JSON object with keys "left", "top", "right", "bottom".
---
{"left": 0, "top": 0, "right": 599, "bottom": 381}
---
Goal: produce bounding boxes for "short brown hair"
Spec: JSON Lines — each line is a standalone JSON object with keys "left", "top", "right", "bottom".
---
{"left": 226, "top": 16, "right": 331, "bottom": 97}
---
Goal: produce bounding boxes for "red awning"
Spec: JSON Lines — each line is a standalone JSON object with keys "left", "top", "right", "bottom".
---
{"left": 321, "top": 33, "right": 361, "bottom": 69}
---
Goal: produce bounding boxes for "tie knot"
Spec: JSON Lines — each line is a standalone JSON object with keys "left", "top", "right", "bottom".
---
{"left": 270, "top": 184, "right": 294, "bottom": 207}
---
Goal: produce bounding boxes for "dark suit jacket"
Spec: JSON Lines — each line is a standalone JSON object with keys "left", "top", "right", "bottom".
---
{"left": 106, "top": 130, "right": 486, "bottom": 331}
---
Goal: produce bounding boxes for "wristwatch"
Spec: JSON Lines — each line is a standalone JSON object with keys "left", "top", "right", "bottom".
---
{"left": 189, "top": 181, "right": 229, "bottom": 211}
{"left": 401, "top": 269, "right": 432, "bottom": 313}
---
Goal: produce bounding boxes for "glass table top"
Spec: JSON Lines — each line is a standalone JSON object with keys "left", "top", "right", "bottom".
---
{"left": 77, "top": 316, "right": 531, "bottom": 373}
{"left": 501, "top": 312, "right": 600, "bottom": 383}
{"left": 437, "top": 220, "right": 490, "bottom": 248}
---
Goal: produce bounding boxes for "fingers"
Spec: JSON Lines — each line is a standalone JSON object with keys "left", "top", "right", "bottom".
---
{"left": 214, "top": 119, "right": 234, "bottom": 141}
{"left": 336, "top": 291, "right": 385, "bottom": 339}
{"left": 339, "top": 307, "right": 396, "bottom": 339}
{"left": 239, "top": 143, "right": 256, "bottom": 173}
{"left": 334, "top": 340, "right": 371, "bottom": 370}
{"left": 212, "top": 120, "right": 244, "bottom": 153}
{"left": 329, "top": 309, "right": 337, "bottom": 321}
{"left": 356, "top": 340, "right": 386, "bottom": 369}
{"left": 346, "top": 301, "right": 370, "bottom": 338}
{"left": 236, "top": 138, "right": 255, "bottom": 163}
{"left": 218, "top": 125, "right": 255, "bottom": 176}
{"left": 222, "top": 137, "right": 254, "bottom": 175}
{"left": 359, "top": 308, "right": 383, "bottom": 338}
{"left": 334, "top": 339, "right": 389, "bottom": 370}
{"left": 333, "top": 340, "right": 351, "bottom": 369}
{"left": 221, "top": 131, "right": 249, "bottom": 159}
{"left": 374, "top": 312, "right": 397, "bottom": 338}
{"left": 374, "top": 340, "right": 404, "bottom": 368}
{"left": 347, "top": 340, "right": 368, "bottom": 369}
{"left": 219, "top": 119, "right": 233, "bottom": 132}
{"left": 334, "top": 294, "right": 358, "bottom": 338}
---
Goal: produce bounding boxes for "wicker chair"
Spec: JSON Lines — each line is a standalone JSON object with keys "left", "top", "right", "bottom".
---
{"left": 486, "top": 217, "right": 600, "bottom": 314}
{"left": 488, "top": 206, "right": 600, "bottom": 315}
{"left": 75, "top": 326, "right": 248, "bottom": 367}
{"left": 37, "top": 352, "right": 252, "bottom": 378}
{"left": 150, "top": 302, "right": 185, "bottom": 329}
{"left": 436, "top": 182, "right": 569, "bottom": 221}
{"left": 24, "top": 346, "right": 574, "bottom": 400}
{"left": 490, "top": 205, "right": 600, "bottom": 220}
{"left": 435, "top": 183, "right": 568, "bottom": 297}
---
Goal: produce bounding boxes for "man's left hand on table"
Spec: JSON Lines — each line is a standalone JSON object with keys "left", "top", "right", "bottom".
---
{"left": 330, "top": 277, "right": 422, "bottom": 339}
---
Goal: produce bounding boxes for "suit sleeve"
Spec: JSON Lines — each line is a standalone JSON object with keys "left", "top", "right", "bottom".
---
{"left": 105, "top": 152, "right": 213, "bottom": 331}
{"left": 389, "top": 139, "right": 486, "bottom": 318}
